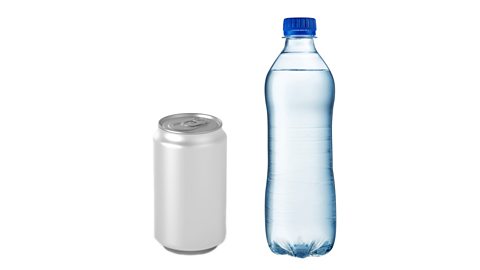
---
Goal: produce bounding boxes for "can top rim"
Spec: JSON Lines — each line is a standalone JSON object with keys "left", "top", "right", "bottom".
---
{"left": 158, "top": 113, "right": 223, "bottom": 134}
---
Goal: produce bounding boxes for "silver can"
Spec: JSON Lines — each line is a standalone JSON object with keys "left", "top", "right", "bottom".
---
{"left": 153, "top": 113, "right": 227, "bottom": 254}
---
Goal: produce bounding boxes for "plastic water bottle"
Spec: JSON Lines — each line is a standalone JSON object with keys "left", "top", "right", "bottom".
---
{"left": 265, "top": 17, "right": 336, "bottom": 258}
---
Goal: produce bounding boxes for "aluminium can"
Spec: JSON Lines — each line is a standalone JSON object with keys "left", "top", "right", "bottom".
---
{"left": 153, "top": 113, "right": 227, "bottom": 254}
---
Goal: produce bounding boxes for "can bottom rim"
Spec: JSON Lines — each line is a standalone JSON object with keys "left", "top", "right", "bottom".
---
{"left": 164, "top": 246, "right": 217, "bottom": 255}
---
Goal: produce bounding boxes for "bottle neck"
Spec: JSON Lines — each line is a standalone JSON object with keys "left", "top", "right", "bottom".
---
{"left": 283, "top": 37, "right": 317, "bottom": 53}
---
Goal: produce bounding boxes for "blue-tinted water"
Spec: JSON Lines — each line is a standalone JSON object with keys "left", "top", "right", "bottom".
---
{"left": 265, "top": 69, "right": 336, "bottom": 258}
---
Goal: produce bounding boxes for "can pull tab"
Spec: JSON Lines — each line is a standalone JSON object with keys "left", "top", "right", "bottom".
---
{"left": 183, "top": 118, "right": 208, "bottom": 128}
{"left": 167, "top": 117, "right": 210, "bottom": 132}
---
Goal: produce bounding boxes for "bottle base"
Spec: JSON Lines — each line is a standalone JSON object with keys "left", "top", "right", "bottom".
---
{"left": 164, "top": 246, "right": 217, "bottom": 255}
{"left": 269, "top": 241, "right": 333, "bottom": 258}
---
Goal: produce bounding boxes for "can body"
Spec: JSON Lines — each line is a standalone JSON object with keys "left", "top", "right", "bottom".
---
{"left": 154, "top": 113, "right": 226, "bottom": 252}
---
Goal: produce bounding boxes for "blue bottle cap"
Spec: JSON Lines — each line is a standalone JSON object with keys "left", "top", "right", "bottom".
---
{"left": 283, "top": 17, "right": 316, "bottom": 37}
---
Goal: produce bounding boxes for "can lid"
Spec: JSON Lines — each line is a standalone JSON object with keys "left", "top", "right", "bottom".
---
{"left": 159, "top": 113, "right": 222, "bottom": 134}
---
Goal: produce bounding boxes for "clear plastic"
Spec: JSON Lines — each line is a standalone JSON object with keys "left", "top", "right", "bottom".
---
{"left": 265, "top": 37, "right": 336, "bottom": 258}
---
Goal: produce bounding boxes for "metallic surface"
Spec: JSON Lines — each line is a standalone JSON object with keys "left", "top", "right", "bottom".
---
{"left": 154, "top": 113, "right": 227, "bottom": 253}
{"left": 159, "top": 113, "right": 222, "bottom": 134}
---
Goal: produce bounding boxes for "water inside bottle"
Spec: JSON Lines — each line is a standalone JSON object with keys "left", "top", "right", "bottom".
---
{"left": 265, "top": 69, "right": 336, "bottom": 258}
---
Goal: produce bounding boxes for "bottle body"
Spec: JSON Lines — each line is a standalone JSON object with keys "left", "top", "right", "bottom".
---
{"left": 265, "top": 37, "right": 336, "bottom": 258}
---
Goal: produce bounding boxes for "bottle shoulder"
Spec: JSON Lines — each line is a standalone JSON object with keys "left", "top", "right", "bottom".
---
{"left": 269, "top": 52, "right": 329, "bottom": 71}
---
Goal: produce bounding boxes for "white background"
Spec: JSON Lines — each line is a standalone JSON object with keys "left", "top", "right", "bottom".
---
{"left": 1, "top": 0, "right": 479, "bottom": 269}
